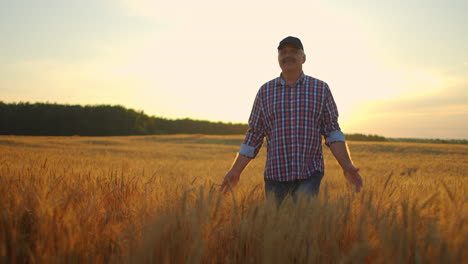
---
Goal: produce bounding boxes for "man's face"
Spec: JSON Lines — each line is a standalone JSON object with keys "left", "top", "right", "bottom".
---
{"left": 278, "top": 45, "right": 306, "bottom": 73}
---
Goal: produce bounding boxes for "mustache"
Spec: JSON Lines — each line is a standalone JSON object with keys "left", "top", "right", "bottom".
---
{"left": 282, "top": 57, "right": 296, "bottom": 63}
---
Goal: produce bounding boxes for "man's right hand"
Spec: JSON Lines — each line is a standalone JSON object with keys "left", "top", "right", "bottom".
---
{"left": 220, "top": 169, "right": 241, "bottom": 194}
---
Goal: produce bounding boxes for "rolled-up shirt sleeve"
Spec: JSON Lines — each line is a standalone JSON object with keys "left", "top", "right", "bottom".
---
{"left": 320, "top": 84, "right": 345, "bottom": 146}
{"left": 239, "top": 90, "right": 265, "bottom": 158}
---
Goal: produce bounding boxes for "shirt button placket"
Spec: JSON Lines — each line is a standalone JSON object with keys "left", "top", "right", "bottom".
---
{"left": 291, "top": 84, "right": 296, "bottom": 179}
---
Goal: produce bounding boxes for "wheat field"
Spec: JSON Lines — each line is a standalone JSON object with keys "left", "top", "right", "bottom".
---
{"left": 0, "top": 135, "right": 467, "bottom": 263}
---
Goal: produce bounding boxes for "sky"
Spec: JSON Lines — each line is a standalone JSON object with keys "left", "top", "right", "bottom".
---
{"left": 1, "top": 0, "right": 467, "bottom": 139}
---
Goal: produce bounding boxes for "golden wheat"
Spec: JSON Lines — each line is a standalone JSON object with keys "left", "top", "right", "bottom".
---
{"left": 0, "top": 135, "right": 467, "bottom": 263}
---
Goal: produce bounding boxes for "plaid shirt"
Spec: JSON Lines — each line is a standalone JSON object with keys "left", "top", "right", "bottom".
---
{"left": 239, "top": 73, "right": 345, "bottom": 182}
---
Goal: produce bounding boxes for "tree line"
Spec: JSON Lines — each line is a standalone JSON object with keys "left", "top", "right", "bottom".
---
{"left": 0, "top": 102, "right": 248, "bottom": 136}
{"left": 2, "top": 102, "right": 465, "bottom": 144}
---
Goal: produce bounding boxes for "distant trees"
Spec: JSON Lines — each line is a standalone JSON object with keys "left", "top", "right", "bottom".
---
{"left": 2, "top": 102, "right": 464, "bottom": 144}
{"left": 345, "top": 133, "right": 386, "bottom": 142}
{"left": 0, "top": 102, "right": 248, "bottom": 136}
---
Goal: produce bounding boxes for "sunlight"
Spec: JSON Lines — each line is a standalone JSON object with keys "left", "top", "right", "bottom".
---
{"left": 1, "top": 0, "right": 466, "bottom": 139}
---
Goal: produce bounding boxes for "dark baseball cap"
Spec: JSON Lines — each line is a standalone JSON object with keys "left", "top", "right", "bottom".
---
{"left": 278, "top": 36, "right": 303, "bottom": 50}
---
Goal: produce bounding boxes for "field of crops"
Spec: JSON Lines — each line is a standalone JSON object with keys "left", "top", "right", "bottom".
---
{"left": 0, "top": 135, "right": 467, "bottom": 263}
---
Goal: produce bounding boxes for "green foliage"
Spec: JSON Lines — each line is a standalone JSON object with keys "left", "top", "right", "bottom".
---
{"left": 345, "top": 133, "right": 387, "bottom": 142}
{"left": 0, "top": 102, "right": 248, "bottom": 136}
{"left": 387, "top": 137, "right": 468, "bottom": 145}
{"left": 1, "top": 102, "right": 466, "bottom": 144}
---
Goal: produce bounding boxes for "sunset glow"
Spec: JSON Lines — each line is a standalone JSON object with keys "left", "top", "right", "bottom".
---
{"left": 1, "top": 0, "right": 467, "bottom": 139}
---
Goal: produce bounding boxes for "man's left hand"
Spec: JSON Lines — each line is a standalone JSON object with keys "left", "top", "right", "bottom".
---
{"left": 343, "top": 165, "right": 363, "bottom": 192}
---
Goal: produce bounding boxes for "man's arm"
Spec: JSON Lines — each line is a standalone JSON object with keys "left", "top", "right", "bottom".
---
{"left": 220, "top": 90, "right": 265, "bottom": 194}
{"left": 329, "top": 141, "right": 363, "bottom": 192}
{"left": 320, "top": 84, "right": 363, "bottom": 192}
{"left": 220, "top": 154, "right": 252, "bottom": 193}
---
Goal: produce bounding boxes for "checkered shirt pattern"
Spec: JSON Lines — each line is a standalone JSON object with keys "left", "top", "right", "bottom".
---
{"left": 239, "top": 73, "right": 345, "bottom": 182}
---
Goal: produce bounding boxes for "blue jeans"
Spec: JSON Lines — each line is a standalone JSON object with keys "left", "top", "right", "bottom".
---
{"left": 264, "top": 171, "right": 324, "bottom": 206}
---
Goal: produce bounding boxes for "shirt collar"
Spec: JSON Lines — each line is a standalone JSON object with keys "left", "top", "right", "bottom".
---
{"left": 278, "top": 72, "right": 306, "bottom": 87}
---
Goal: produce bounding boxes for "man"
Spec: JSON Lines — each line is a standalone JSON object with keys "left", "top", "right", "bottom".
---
{"left": 221, "top": 36, "right": 363, "bottom": 205}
